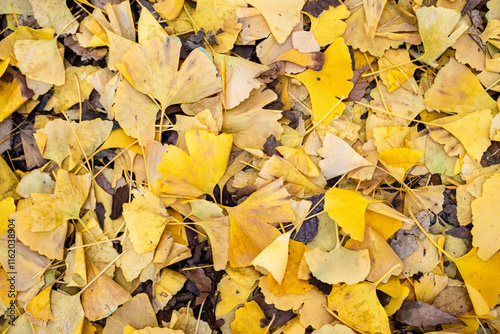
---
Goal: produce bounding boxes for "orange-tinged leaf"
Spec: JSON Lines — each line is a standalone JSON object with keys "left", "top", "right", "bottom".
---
{"left": 157, "top": 130, "right": 233, "bottom": 198}
{"left": 455, "top": 248, "right": 500, "bottom": 315}
{"left": 324, "top": 188, "right": 381, "bottom": 241}
{"left": 292, "top": 38, "right": 353, "bottom": 124}
{"left": 267, "top": 239, "right": 313, "bottom": 296}
{"left": 227, "top": 179, "right": 295, "bottom": 267}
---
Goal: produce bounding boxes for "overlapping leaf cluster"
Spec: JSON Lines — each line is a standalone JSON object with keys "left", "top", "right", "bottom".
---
{"left": 1, "top": 0, "right": 500, "bottom": 333}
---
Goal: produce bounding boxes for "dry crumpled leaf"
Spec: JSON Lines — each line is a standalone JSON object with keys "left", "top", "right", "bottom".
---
{"left": 395, "top": 301, "right": 461, "bottom": 327}
{"left": 292, "top": 38, "right": 353, "bottom": 124}
{"left": 157, "top": 129, "right": 232, "bottom": 198}
{"left": 31, "top": 169, "right": 91, "bottom": 232}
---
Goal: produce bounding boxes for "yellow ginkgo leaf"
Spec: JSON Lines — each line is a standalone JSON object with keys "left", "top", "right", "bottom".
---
{"left": 328, "top": 281, "right": 391, "bottom": 334}
{"left": 191, "top": 0, "right": 247, "bottom": 53}
{"left": 14, "top": 38, "right": 65, "bottom": 86}
{"left": 318, "top": 132, "right": 372, "bottom": 179}
{"left": 0, "top": 26, "right": 54, "bottom": 66}
{"left": 424, "top": 58, "right": 497, "bottom": 114}
{"left": 429, "top": 109, "right": 493, "bottom": 163}
{"left": 378, "top": 148, "right": 423, "bottom": 181}
{"left": 31, "top": 169, "right": 91, "bottom": 232}
{"left": 266, "top": 239, "right": 313, "bottom": 296}
{"left": 64, "top": 231, "right": 87, "bottom": 287}
{"left": 215, "top": 272, "right": 258, "bottom": 317}
{"left": 305, "top": 245, "right": 371, "bottom": 285}
{"left": 252, "top": 232, "right": 291, "bottom": 284}
{"left": 214, "top": 53, "right": 269, "bottom": 109}
{"left": 307, "top": 5, "right": 350, "bottom": 47}
{"left": 364, "top": 210, "right": 402, "bottom": 240}
{"left": 0, "top": 73, "right": 33, "bottom": 123}
{"left": 82, "top": 257, "right": 132, "bottom": 321}
{"left": 324, "top": 188, "right": 381, "bottom": 242}
{"left": 470, "top": 173, "right": 500, "bottom": 261}
{"left": 416, "top": 6, "right": 468, "bottom": 67}
{"left": 157, "top": 130, "right": 233, "bottom": 198}
{"left": 154, "top": 0, "right": 184, "bottom": 20}
{"left": 123, "top": 188, "right": 172, "bottom": 255}
{"left": 363, "top": 0, "right": 387, "bottom": 40}
{"left": 117, "top": 37, "right": 222, "bottom": 136}
{"left": 29, "top": 0, "right": 79, "bottom": 35}
{"left": 0, "top": 197, "right": 15, "bottom": 235}
{"left": 137, "top": 2, "right": 168, "bottom": 44}
{"left": 26, "top": 285, "right": 54, "bottom": 321}
{"left": 345, "top": 227, "right": 403, "bottom": 282}
{"left": 231, "top": 301, "right": 267, "bottom": 334}
{"left": 222, "top": 88, "right": 283, "bottom": 157}
{"left": 32, "top": 291, "right": 84, "bottom": 334}
{"left": 378, "top": 49, "right": 418, "bottom": 93}
{"left": 292, "top": 38, "right": 353, "bottom": 124}
{"left": 277, "top": 146, "right": 319, "bottom": 178}
{"left": 153, "top": 269, "right": 186, "bottom": 311}
{"left": 197, "top": 216, "right": 230, "bottom": 271}
{"left": 35, "top": 118, "right": 113, "bottom": 168}
{"left": 44, "top": 66, "right": 98, "bottom": 113}
{"left": 247, "top": 0, "right": 303, "bottom": 44}
{"left": 454, "top": 248, "right": 500, "bottom": 315}
{"left": 372, "top": 126, "right": 412, "bottom": 153}
{"left": 97, "top": 128, "right": 143, "bottom": 155}
{"left": 227, "top": 178, "right": 295, "bottom": 267}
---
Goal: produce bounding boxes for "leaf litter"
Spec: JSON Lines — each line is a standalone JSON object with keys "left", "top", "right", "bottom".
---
{"left": 1, "top": 0, "right": 500, "bottom": 333}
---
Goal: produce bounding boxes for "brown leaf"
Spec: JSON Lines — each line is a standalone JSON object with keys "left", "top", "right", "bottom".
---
{"left": 395, "top": 301, "right": 463, "bottom": 327}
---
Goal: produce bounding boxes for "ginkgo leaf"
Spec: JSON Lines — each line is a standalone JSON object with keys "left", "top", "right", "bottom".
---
{"left": 378, "top": 148, "right": 423, "bottom": 181}
{"left": 31, "top": 169, "right": 91, "bottom": 232}
{"left": 277, "top": 146, "right": 319, "bottom": 177}
{"left": 32, "top": 291, "right": 84, "bottom": 334}
{"left": 292, "top": 38, "right": 353, "bottom": 124}
{"left": 454, "top": 248, "right": 500, "bottom": 315}
{"left": 157, "top": 130, "right": 233, "bottom": 198}
{"left": 231, "top": 301, "right": 267, "bottom": 334}
{"left": 372, "top": 126, "right": 412, "bottom": 153}
{"left": 64, "top": 231, "right": 87, "bottom": 287}
{"left": 104, "top": 294, "right": 159, "bottom": 334}
{"left": 328, "top": 282, "right": 391, "bottom": 334}
{"left": 28, "top": 0, "right": 79, "bottom": 35}
{"left": 0, "top": 197, "right": 15, "bottom": 235}
{"left": 470, "top": 173, "right": 500, "bottom": 261}
{"left": 222, "top": 88, "right": 283, "bottom": 157}
{"left": 252, "top": 232, "right": 291, "bottom": 284}
{"left": 215, "top": 273, "right": 258, "bottom": 317}
{"left": 266, "top": 239, "right": 313, "bottom": 296}
{"left": 153, "top": 269, "right": 186, "bottom": 311}
{"left": 429, "top": 109, "right": 493, "bottom": 163}
{"left": 14, "top": 38, "right": 65, "bottom": 85}
{"left": 197, "top": 216, "right": 230, "bottom": 270}
{"left": 26, "top": 284, "right": 54, "bottom": 321}
{"left": 112, "top": 79, "right": 159, "bottom": 144}
{"left": 0, "top": 73, "right": 32, "bottom": 123}
{"left": 324, "top": 188, "right": 381, "bottom": 241}
{"left": 247, "top": 0, "right": 304, "bottom": 44}
{"left": 137, "top": 3, "right": 168, "bottom": 44}
{"left": 424, "top": 58, "right": 497, "bottom": 114}
{"left": 306, "top": 5, "right": 350, "bottom": 47}
{"left": 318, "top": 132, "right": 372, "bottom": 179}
{"left": 227, "top": 178, "right": 295, "bottom": 267}
{"left": 191, "top": 0, "right": 247, "bottom": 53}
{"left": 123, "top": 188, "right": 172, "bottom": 255}
{"left": 35, "top": 118, "right": 113, "bottom": 169}
{"left": 0, "top": 26, "right": 54, "bottom": 66}
{"left": 44, "top": 66, "right": 98, "bottom": 113}
{"left": 154, "top": 0, "right": 184, "bottom": 20}
{"left": 364, "top": 0, "right": 387, "bottom": 40}
{"left": 345, "top": 227, "right": 403, "bottom": 282}
{"left": 82, "top": 257, "right": 132, "bottom": 321}
{"left": 214, "top": 53, "right": 269, "bottom": 109}
{"left": 416, "top": 6, "right": 468, "bottom": 67}
{"left": 378, "top": 49, "right": 418, "bottom": 92}
{"left": 305, "top": 246, "right": 370, "bottom": 285}
{"left": 116, "top": 37, "right": 222, "bottom": 123}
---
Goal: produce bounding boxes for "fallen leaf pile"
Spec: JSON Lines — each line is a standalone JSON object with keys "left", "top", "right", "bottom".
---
{"left": 2, "top": 0, "right": 500, "bottom": 333}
